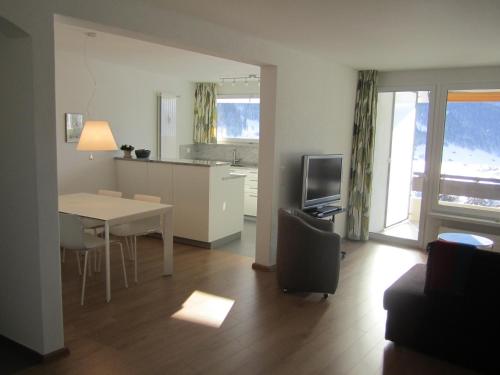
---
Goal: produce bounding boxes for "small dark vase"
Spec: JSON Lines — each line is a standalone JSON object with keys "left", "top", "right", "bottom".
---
{"left": 123, "top": 150, "right": 132, "bottom": 158}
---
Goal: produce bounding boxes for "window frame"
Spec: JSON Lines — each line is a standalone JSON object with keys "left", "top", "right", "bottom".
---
{"left": 216, "top": 94, "right": 260, "bottom": 144}
{"left": 429, "top": 82, "right": 500, "bottom": 222}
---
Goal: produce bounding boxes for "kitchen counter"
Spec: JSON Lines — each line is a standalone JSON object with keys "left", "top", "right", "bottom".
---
{"left": 115, "top": 158, "right": 244, "bottom": 247}
{"left": 114, "top": 157, "right": 230, "bottom": 167}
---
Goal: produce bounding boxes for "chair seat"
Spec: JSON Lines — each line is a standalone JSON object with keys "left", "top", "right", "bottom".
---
{"left": 110, "top": 218, "right": 161, "bottom": 237}
{"left": 82, "top": 233, "right": 106, "bottom": 249}
{"left": 81, "top": 233, "right": 125, "bottom": 250}
{"left": 82, "top": 217, "right": 103, "bottom": 229}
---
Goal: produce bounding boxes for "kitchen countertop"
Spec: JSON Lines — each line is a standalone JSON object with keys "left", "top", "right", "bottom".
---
{"left": 115, "top": 157, "right": 230, "bottom": 167}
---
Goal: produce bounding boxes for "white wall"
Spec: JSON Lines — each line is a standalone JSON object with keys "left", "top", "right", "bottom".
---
{"left": 0, "top": 10, "right": 63, "bottom": 355}
{"left": 0, "top": 21, "right": 51, "bottom": 355}
{"left": 274, "top": 59, "right": 356, "bottom": 242}
{"left": 55, "top": 37, "right": 194, "bottom": 194}
{"left": 218, "top": 80, "right": 260, "bottom": 96}
{"left": 0, "top": 0, "right": 356, "bottom": 354}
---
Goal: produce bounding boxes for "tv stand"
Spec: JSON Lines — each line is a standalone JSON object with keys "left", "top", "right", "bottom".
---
{"left": 305, "top": 205, "right": 345, "bottom": 219}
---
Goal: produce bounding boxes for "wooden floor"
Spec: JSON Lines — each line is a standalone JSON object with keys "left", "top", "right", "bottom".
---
{"left": 22, "top": 238, "right": 479, "bottom": 375}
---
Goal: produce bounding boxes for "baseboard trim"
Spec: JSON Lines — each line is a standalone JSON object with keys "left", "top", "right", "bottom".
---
{"left": 0, "top": 335, "right": 69, "bottom": 364}
{"left": 41, "top": 347, "right": 70, "bottom": 362}
{"left": 173, "top": 232, "right": 241, "bottom": 249}
{"left": 252, "top": 262, "right": 276, "bottom": 272}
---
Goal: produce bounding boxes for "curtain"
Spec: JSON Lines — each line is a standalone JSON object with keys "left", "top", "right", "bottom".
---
{"left": 346, "top": 70, "right": 378, "bottom": 241}
{"left": 193, "top": 83, "right": 218, "bottom": 144}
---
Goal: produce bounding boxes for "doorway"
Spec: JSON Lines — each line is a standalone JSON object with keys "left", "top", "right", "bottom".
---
{"left": 370, "top": 90, "right": 431, "bottom": 243}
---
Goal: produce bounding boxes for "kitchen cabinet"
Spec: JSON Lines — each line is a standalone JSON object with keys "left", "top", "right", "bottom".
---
{"left": 230, "top": 166, "right": 258, "bottom": 216}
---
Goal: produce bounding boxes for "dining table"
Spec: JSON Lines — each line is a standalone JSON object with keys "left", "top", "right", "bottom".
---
{"left": 59, "top": 193, "right": 174, "bottom": 302}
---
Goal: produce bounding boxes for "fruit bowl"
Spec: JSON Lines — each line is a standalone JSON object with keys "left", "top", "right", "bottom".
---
{"left": 135, "top": 149, "right": 151, "bottom": 159}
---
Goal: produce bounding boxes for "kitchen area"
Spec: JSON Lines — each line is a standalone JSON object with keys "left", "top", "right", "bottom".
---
{"left": 56, "top": 21, "right": 260, "bottom": 259}
{"left": 178, "top": 143, "right": 259, "bottom": 257}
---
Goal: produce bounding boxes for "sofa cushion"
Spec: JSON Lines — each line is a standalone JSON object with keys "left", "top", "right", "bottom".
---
{"left": 383, "top": 264, "right": 427, "bottom": 312}
{"left": 424, "top": 240, "right": 475, "bottom": 296}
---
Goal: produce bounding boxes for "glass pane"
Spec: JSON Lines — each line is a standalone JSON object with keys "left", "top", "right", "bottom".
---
{"left": 216, "top": 98, "right": 260, "bottom": 140}
{"left": 439, "top": 90, "right": 500, "bottom": 212}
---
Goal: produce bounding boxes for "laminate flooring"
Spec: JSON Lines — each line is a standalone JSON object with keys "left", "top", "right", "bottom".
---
{"left": 216, "top": 218, "right": 256, "bottom": 258}
{"left": 20, "top": 239, "right": 479, "bottom": 375}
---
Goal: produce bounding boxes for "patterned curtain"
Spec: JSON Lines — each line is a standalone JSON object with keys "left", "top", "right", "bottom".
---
{"left": 193, "top": 83, "right": 218, "bottom": 144}
{"left": 347, "top": 70, "right": 378, "bottom": 241}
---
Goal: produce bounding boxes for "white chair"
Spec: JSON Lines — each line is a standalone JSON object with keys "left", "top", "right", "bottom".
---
{"left": 97, "top": 189, "right": 123, "bottom": 198}
{"left": 60, "top": 213, "right": 128, "bottom": 305}
{"left": 110, "top": 194, "right": 162, "bottom": 283}
{"left": 79, "top": 189, "right": 123, "bottom": 270}
{"left": 82, "top": 189, "right": 123, "bottom": 232}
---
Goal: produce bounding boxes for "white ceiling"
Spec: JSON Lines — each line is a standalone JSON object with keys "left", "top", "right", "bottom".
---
{"left": 54, "top": 22, "right": 259, "bottom": 81}
{"left": 141, "top": 0, "right": 500, "bottom": 71}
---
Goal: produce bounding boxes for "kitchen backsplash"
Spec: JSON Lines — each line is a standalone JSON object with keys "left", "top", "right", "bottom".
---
{"left": 179, "top": 143, "right": 259, "bottom": 166}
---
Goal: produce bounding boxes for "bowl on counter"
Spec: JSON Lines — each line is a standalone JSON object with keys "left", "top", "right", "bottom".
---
{"left": 135, "top": 149, "right": 151, "bottom": 159}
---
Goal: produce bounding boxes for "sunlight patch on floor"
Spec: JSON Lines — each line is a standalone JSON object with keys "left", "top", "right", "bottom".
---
{"left": 171, "top": 291, "right": 235, "bottom": 328}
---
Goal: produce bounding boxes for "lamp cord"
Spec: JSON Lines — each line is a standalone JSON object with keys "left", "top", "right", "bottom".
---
{"left": 84, "top": 33, "right": 97, "bottom": 119}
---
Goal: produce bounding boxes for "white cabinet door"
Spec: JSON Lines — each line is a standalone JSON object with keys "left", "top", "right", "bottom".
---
{"left": 244, "top": 192, "right": 258, "bottom": 216}
{"left": 231, "top": 166, "right": 258, "bottom": 216}
{"left": 147, "top": 163, "right": 174, "bottom": 204}
{"left": 116, "top": 160, "right": 148, "bottom": 198}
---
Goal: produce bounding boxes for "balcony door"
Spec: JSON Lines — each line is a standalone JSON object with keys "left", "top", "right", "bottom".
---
{"left": 369, "top": 91, "right": 430, "bottom": 243}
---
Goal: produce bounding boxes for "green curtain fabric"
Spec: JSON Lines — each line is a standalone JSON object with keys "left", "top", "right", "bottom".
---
{"left": 347, "top": 70, "right": 378, "bottom": 241}
{"left": 193, "top": 83, "right": 218, "bottom": 144}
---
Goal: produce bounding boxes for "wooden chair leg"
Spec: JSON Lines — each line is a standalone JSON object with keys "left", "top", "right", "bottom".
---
{"left": 81, "top": 252, "right": 89, "bottom": 306}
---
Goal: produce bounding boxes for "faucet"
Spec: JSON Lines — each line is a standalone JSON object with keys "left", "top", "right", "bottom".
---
{"left": 232, "top": 148, "right": 241, "bottom": 165}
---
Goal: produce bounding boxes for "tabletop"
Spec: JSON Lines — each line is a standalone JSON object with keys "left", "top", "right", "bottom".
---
{"left": 438, "top": 232, "right": 494, "bottom": 249}
{"left": 59, "top": 193, "right": 172, "bottom": 221}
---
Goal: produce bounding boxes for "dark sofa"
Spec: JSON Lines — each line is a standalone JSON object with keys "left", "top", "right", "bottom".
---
{"left": 383, "top": 240, "right": 500, "bottom": 374}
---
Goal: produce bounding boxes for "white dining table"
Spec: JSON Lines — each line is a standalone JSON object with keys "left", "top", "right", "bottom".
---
{"left": 59, "top": 193, "right": 174, "bottom": 302}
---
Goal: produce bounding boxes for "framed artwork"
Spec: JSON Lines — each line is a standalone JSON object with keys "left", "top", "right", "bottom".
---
{"left": 65, "top": 113, "right": 84, "bottom": 143}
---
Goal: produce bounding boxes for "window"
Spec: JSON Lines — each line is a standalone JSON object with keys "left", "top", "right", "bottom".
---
{"left": 438, "top": 89, "right": 500, "bottom": 212}
{"left": 216, "top": 97, "right": 260, "bottom": 142}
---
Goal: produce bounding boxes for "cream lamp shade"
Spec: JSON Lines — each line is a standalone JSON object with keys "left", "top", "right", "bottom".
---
{"left": 77, "top": 120, "right": 118, "bottom": 151}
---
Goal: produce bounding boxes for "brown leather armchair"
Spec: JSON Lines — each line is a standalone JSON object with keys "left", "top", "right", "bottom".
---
{"left": 276, "top": 208, "right": 341, "bottom": 297}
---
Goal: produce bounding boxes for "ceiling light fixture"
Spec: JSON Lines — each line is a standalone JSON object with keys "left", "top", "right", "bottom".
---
{"left": 219, "top": 74, "right": 260, "bottom": 86}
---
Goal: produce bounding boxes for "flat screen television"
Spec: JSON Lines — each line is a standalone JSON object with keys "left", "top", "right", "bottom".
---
{"left": 301, "top": 154, "right": 343, "bottom": 211}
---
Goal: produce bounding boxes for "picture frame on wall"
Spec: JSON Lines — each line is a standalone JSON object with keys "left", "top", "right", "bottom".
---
{"left": 65, "top": 113, "right": 84, "bottom": 143}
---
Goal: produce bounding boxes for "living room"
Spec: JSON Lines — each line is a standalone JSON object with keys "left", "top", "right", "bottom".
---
{"left": 1, "top": 1, "right": 499, "bottom": 374}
